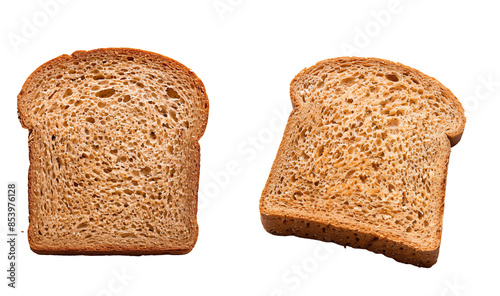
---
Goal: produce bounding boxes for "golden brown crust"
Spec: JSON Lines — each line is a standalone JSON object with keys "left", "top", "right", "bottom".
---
{"left": 29, "top": 244, "right": 194, "bottom": 255}
{"left": 261, "top": 213, "right": 439, "bottom": 267}
{"left": 19, "top": 48, "right": 208, "bottom": 255}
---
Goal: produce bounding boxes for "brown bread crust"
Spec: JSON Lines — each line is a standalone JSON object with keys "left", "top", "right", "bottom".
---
{"left": 261, "top": 213, "right": 439, "bottom": 268}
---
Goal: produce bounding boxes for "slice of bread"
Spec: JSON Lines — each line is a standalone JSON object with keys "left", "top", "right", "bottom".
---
{"left": 18, "top": 48, "right": 209, "bottom": 255}
{"left": 260, "top": 57, "right": 465, "bottom": 267}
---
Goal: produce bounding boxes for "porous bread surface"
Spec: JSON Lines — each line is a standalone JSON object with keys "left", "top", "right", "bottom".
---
{"left": 18, "top": 48, "right": 209, "bottom": 254}
{"left": 260, "top": 57, "right": 465, "bottom": 266}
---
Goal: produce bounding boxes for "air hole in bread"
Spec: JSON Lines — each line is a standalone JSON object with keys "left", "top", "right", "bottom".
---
{"left": 95, "top": 88, "right": 115, "bottom": 98}
{"left": 63, "top": 89, "right": 73, "bottom": 97}
{"left": 385, "top": 74, "right": 399, "bottom": 82}
{"left": 345, "top": 170, "right": 355, "bottom": 179}
{"left": 169, "top": 110, "right": 178, "bottom": 122}
{"left": 121, "top": 95, "right": 131, "bottom": 103}
{"left": 140, "top": 166, "right": 151, "bottom": 175}
{"left": 76, "top": 222, "right": 88, "bottom": 229}
{"left": 341, "top": 77, "right": 356, "bottom": 86}
{"left": 166, "top": 87, "right": 180, "bottom": 98}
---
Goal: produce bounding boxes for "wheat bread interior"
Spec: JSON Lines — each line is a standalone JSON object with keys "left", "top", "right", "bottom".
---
{"left": 18, "top": 48, "right": 209, "bottom": 255}
{"left": 260, "top": 57, "right": 465, "bottom": 267}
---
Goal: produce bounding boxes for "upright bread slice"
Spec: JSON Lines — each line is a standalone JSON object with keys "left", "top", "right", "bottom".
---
{"left": 260, "top": 57, "right": 465, "bottom": 267}
{"left": 18, "top": 48, "right": 209, "bottom": 255}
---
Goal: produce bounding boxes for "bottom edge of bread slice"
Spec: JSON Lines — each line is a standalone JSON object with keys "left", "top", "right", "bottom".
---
{"left": 260, "top": 211, "right": 439, "bottom": 268}
{"left": 29, "top": 247, "right": 195, "bottom": 256}
{"left": 28, "top": 240, "right": 196, "bottom": 255}
{"left": 28, "top": 225, "right": 198, "bottom": 256}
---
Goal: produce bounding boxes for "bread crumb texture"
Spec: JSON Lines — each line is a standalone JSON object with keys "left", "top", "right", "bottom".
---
{"left": 18, "top": 48, "right": 208, "bottom": 254}
{"left": 260, "top": 57, "right": 465, "bottom": 267}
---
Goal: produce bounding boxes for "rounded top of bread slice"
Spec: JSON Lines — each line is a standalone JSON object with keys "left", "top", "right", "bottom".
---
{"left": 290, "top": 57, "right": 465, "bottom": 146}
{"left": 18, "top": 48, "right": 209, "bottom": 140}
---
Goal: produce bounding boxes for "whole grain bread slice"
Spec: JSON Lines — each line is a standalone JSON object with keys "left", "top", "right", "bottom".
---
{"left": 18, "top": 48, "right": 209, "bottom": 255}
{"left": 260, "top": 57, "right": 465, "bottom": 267}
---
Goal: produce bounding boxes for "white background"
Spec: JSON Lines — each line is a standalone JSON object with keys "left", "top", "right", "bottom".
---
{"left": 1, "top": 0, "right": 499, "bottom": 295}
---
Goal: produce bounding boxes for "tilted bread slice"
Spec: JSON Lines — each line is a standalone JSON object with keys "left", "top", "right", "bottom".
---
{"left": 260, "top": 57, "right": 465, "bottom": 267}
{"left": 18, "top": 48, "right": 209, "bottom": 255}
